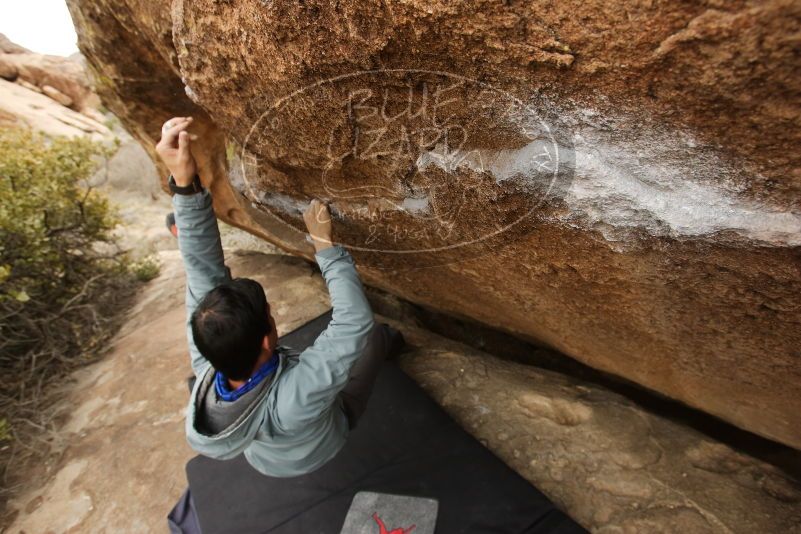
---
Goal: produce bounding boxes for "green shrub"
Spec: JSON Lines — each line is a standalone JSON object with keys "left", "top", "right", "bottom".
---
{"left": 131, "top": 254, "right": 161, "bottom": 282}
{"left": 0, "top": 128, "right": 137, "bottom": 471}
{"left": 0, "top": 130, "right": 117, "bottom": 306}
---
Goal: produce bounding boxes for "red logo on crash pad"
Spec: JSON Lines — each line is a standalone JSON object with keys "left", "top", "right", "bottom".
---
{"left": 373, "top": 512, "right": 416, "bottom": 534}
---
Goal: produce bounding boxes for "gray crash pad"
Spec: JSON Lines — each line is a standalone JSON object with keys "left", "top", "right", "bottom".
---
{"left": 181, "top": 310, "right": 585, "bottom": 533}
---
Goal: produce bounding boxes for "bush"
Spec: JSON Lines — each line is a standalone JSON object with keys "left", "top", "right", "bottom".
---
{"left": 0, "top": 128, "right": 138, "bottom": 481}
{"left": 131, "top": 254, "right": 161, "bottom": 282}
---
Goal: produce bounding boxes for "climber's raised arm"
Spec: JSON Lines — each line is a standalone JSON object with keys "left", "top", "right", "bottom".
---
{"left": 155, "top": 117, "right": 229, "bottom": 375}
{"left": 272, "top": 200, "right": 376, "bottom": 430}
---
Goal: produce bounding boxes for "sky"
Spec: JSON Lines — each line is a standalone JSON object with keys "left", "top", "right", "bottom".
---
{"left": 0, "top": 0, "right": 79, "bottom": 57}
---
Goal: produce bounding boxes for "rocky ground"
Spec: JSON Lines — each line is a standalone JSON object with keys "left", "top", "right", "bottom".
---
{"left": 4, "top": 171, "right": 800, "bottom": 531}
{"left": 2, "top": 29, "right": 797, "bottom": 534}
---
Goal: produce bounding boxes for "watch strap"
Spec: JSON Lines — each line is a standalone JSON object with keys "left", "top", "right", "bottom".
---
{"left": 169, "top": 174, "right": 203, "bottom": 195}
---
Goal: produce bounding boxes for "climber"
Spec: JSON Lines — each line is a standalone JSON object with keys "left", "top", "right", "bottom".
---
{"left": 155, "top": 116, "right": 404, "bottom": 477}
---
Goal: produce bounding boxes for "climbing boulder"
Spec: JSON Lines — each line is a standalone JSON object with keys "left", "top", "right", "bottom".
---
{"left": 66, "top": 0, "right": 801, "bottom": 448}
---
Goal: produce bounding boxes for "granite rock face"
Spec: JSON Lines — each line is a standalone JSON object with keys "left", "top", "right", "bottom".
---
{"left": 66, "top": 0, "right": 801, "bottom": 448}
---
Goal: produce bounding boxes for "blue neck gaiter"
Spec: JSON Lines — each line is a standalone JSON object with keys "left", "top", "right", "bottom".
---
{"left": 214, "top": 352, "right": 279, "bottom": 402}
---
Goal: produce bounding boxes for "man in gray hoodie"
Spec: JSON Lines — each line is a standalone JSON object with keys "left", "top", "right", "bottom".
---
{"left": 156, "top": 116, "right": 401, "bottom": 477}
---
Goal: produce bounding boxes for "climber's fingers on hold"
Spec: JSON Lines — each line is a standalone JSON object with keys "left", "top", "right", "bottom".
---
{"left": 177, "top": 131, "right": 192, "bottom": 160}
{"left": 313, "top": 199, "right": 331, "bottom": 224}
{"left": 158, "top": 117, "right": 192, "bottom": 149}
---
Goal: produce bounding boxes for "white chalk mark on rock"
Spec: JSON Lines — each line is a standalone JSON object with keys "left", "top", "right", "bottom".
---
{"left": 565, "top": 141, "right": 801, "bottom": 246}
{"left": 259, "top": 193, "right": 309, "bottom": 215}
{"left": 401, "top": 195, "right": 431, "bottom": 215}
{"left": 417, "top": 104, "right": 801, "bottom": 247}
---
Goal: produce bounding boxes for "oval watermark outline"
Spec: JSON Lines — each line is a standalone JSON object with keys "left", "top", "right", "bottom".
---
{"left": 240, "top": 68, "right": 565, "bottom": 254}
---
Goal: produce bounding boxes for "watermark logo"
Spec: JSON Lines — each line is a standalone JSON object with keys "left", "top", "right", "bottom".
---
{"left": 239, "top": 69, "right": 573, "bottom": 263}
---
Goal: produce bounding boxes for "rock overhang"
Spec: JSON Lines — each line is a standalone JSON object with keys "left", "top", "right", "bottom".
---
{"left": 66, "top": 0, "right": 801, "bottom": 449}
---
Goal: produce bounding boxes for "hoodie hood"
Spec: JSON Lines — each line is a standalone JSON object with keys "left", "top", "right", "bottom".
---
{"left": 185, "top": 353, "right": 287, "bottom": 460}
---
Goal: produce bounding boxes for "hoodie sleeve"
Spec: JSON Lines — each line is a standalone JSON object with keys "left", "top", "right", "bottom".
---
{"left": 173, "top": 190, "right": 230, "bottom": 376}
{"left": 273, "top": 245, "right": 374, "bottom": 431}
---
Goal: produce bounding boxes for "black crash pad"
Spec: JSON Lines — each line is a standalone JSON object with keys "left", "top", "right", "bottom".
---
{"left": 185, "top": 310, "right": 585, "bottom": 533}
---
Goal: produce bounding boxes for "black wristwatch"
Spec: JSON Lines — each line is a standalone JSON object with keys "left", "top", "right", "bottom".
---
{"left": 168, "top": 174, "right": 203, "bottom": 195}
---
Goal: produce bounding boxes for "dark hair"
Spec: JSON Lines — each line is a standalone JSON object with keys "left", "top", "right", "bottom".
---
{"left": 191, "top": 278, "right": 270, "bottom": 381}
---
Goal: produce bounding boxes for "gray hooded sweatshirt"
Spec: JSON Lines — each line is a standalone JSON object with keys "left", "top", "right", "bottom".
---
{"left": 173, "top": 190, "right": 374, "bottom": 477}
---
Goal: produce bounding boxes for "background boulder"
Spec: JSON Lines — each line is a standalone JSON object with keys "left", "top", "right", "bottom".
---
{"left": 0, "top": 35, "right": 109, "bottom": 139}
{"left": 0, "top": 33, "right": 100, "bottom": 116}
